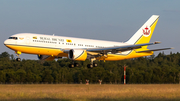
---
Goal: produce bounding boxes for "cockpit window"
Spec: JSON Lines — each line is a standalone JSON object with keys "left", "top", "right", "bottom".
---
{"left": 9, "top": 37, "right": 18, "bottom": 40}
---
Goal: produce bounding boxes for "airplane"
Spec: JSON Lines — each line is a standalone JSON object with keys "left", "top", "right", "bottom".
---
{"left": 4, "top": 15, "right": 172, "bottom": 68}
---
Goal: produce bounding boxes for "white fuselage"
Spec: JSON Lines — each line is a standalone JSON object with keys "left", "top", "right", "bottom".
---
{"left": 4, "top": 33, "right": 129, "bottom": 51}
{"left": 4, "top": 33, "right": 132, "bottom": 58}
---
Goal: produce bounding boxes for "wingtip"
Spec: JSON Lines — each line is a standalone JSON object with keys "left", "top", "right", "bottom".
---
{"left": 154, "top": 41, "right": 161, "bottom": 44}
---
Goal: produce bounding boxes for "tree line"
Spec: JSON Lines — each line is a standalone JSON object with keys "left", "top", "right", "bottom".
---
{"left": 0, "top": 51, "right": 180, "bottom": 84}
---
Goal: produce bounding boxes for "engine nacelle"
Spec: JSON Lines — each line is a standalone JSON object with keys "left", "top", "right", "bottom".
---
{"left": 37, "top": 55, "right": 55, "bottom": 61}
{"left": 68, "top": 49, "right": 87, "bottom": 61}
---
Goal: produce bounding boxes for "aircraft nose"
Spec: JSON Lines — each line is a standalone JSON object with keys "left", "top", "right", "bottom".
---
{"left": 4, "top": 39, "right": 8, "bottom": 46}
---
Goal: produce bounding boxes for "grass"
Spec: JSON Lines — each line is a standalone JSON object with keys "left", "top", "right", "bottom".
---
{"left": 0, "top": 84, "right": 180, "bottom": 101}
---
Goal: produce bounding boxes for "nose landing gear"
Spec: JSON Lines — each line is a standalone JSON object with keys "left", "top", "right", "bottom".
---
{"left": 15, "top": 51, "right": 21, "bottom": 61}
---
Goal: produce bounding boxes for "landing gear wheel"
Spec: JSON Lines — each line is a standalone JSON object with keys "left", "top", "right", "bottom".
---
{"left": 69, "top": 62, "right": 79, "bottom": 68}
{"left": 93, "top": 63, "right": 98, "bottom": 67}
{"left": 16, "top": 58, "right": 21, "bottom": 61}
{"left": 87, "top": 64, "right": 93, "bottom": 68}
{"left": 74, "top": 63, "right": 79, "bottom": 67}
{"left": 69, "top": 64, "right": 75, "bottom": 68}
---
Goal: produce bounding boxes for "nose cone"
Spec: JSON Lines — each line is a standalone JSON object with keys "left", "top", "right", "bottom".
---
{"left": 4, "top": 40, "right": 8, "bottom": 46}
{"left": 4, "top": 39, "right": 10, "bottom": 47}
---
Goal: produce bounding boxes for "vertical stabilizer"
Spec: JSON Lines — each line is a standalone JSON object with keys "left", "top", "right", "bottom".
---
{"left": 126, "top": 15, "right": 159, "bottom": 48}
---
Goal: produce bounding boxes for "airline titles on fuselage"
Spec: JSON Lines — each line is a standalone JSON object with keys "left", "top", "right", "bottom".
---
{"left": 32, "top": 36, "right": 105, "bottom": 48}
{"left": 32, "top": 36, "right": 66, "bottom": 45}
{"left": 39, "top": 37, "right": 64, "bottom": 42}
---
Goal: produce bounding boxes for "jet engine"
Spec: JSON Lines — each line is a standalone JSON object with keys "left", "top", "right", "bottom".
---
{"left": 68, "top": 49, "right": 87, "bottom": 61}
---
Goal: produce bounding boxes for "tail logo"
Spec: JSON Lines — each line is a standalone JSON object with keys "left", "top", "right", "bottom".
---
{"left": 143, "top": 26, "right": 151, "bottom": 37}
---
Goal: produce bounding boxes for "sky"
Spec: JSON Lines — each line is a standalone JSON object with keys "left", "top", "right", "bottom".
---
{"left": 0, "top": 0, "right": 180, "bottom": 60}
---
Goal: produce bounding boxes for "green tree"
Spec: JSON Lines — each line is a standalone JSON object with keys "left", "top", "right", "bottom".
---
{"left": 42, "top": 69, "right": 54, "bottom": 83}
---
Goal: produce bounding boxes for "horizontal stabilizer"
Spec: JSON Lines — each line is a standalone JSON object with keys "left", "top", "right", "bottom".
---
{"left": 136, "top": 47, "right": 173, "bottom": 53}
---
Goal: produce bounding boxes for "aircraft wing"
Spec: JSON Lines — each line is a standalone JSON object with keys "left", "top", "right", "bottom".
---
{"left": 136, "top": 47, "right": 173, "bottom": 53}
{"left": 87, "top": 42, "right": 160, "bottom": 53}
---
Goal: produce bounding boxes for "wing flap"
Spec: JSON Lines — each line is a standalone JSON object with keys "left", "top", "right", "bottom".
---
{"left": 136, "top": 47, "right": 173, "bottom": 53}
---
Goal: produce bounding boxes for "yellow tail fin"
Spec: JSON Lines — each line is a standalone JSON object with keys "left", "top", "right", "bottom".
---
{"left": 126, "top": 15, "right": 159, "bottom": 49}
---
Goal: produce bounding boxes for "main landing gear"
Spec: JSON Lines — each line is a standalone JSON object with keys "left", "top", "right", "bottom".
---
{"left": 86, "top": 58, "right": 98, "bottom": 68}
{"left": 69, "top": 62, "right": 98, "bottom": 68}
{"left": 15, "top": 51, "right": 21, "bottom": 61}
{"left": 69, "top": 62, "right": 79, "bottom": 68}
{"left": 87, "top": 63, "right": 98, "bottom": 68}
{"left": 69, "top": 58, "right": 98, "bottom": 68}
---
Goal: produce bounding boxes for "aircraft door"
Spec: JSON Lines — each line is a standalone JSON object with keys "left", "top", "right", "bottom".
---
{"left": 26, "top": 37, "right": 30, "bottom": 44}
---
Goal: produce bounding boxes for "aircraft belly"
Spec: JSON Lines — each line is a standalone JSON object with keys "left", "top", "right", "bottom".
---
{"left": 6, "top": 44, "right": 63, "bottom": 56}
